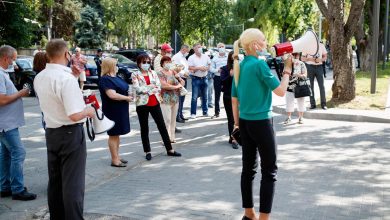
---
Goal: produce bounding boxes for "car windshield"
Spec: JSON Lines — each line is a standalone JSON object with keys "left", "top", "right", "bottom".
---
{"left": 109, "top": 54, "right": 134, "bottom": 65}
{"left": 86, "top": 57, "right": 97, "bottom": 66}
{"left": 16, "top": 59, "right": 33, "bottom": 69}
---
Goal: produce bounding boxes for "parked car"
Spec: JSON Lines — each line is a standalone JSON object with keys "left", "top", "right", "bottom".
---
{"left": 84, "top": 55, "right": 99, "bottom": 86}
{"left": 116, "top": 49, "right": 154, "bottom": 62}
{"left": 8, "top": 56, "right": 37, "bottom": 96}
{"left": 106, "top": 53, "right": 139, "bottom": 84}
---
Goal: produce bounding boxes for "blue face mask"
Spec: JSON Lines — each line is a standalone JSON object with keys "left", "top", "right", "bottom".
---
{"left": 141, "top": 64, "right": 150, "bottom": 71}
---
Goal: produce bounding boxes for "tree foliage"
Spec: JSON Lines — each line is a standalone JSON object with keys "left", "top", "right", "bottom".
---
{"left": 0, "top": 0, "right": 39, "bottom": 47}
{"left": 234, "top": 0, "right": 316, "bottom": 43}
{"left": 74, "top": 6, "right": 105, "bottom": 48}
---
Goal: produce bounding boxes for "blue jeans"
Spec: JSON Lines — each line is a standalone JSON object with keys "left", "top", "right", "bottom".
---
{"left": 191, "top": 76, "right": 208, "bottom": 115}
{"left": 0, "top": 128, "right": 26, "bottom": 193}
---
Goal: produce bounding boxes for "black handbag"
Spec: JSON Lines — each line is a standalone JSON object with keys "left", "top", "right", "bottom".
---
{"left": 231, "top": 128, "right": 242, "bottom": 145}
{"left": 294, "top": 79, "right": 312, "bottom": 98}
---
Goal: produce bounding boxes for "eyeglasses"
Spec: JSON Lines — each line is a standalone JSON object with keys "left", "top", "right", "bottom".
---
{"left": 142, "top": 61, "right": 151, "bottom": 64}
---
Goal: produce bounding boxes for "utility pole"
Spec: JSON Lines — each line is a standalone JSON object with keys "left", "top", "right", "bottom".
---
{"left": 383, "top": 0, "right": 389, "bottom": 70}
{"left": 371, "top": 0, "right": 380, "bottom": 94}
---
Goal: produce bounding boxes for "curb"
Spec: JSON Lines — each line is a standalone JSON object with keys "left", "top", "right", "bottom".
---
{"left": 272, "top": 105, "right": 390, "bottom": 124}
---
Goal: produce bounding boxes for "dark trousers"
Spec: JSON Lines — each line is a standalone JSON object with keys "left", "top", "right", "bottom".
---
{"left": 45, "top": 124, "right": 86, "bottom": 220}
{"left": 213, "top": 76, "right": 222, "bottom": 115}
{"left": 240, "top": 118, "right": 277, "bottom": 214}
{"left": 306, "top": 64, "right": 326, "bottom": 107}
{"left": 177, "top": 78, "right": 187, "bottom": 119}
{"left": 136, "top": 104, "right": 173, "bottom": 153}
{"left": 223, "top": 94, "right": 234, "bottom": 142}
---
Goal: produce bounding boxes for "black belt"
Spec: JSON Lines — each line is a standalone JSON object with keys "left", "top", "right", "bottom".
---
{"left": 60, "top": 123, "right": 84, "bottom": 128}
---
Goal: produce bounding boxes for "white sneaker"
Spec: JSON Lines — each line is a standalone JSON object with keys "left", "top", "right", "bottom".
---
{"left": 298, "top": 117, "right": 304, "bottom": 124}
{"left": 190, "top": 114, "right": 196, "bottom": 119}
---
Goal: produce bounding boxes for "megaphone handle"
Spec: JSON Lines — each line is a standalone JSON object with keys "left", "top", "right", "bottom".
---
{"left": 86, "top": 118, "right": 95, "bottom": 141}
{"left": 92, "top": 104, "right": 105, "bottom": 120}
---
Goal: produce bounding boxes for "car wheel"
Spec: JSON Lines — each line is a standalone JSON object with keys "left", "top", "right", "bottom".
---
{"left": 22, "top": 80, "right": 34, "bottom": 96}
{"left": 117, "top": 72, "right": 126, "bottom": 81}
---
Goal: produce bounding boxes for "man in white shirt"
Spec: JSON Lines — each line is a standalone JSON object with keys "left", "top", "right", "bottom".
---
{"left": 172, "top": 44, "right": 190, "bottom": 123}
{"left": 34, "top": 39, "right": 95, "bottom": 220}
{"left": 210, "top": 42, "right": 228, "bottom": 118}
{"left": 154, "top": 43, "right": 173, "bottom": 73}
{"left": 302, "top": 42, "right": 328, "bottom": 110}
{"left": 188, "top": 43, "right": 211, "bottom": 118}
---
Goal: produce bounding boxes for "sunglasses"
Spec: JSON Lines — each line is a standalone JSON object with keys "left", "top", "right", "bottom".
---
{"left": 142, "top": 61, "right": 151, "bottom": 64}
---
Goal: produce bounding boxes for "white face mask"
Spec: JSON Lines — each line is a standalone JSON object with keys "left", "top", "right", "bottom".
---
{"left": 219, "top": 47, "right": 226, "bottom": 54}
{"left": 197, "top": 48, "right": 203, "bottom": 54}
{"left": 141, "top": 64, "right": 150, "bottom": 71}
{"left": 164, "top": 63, "right": 172, "bottom": 70}
{"left": 184, "top": 52, "right": 189, "bottom": 57}
{"left": 166, "top": 53, "right": 172, "bottom": 57}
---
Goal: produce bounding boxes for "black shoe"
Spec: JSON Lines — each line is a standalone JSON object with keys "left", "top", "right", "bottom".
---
{"left": 175, "top": 128, "right": 182, "bottom": 133}
{"left": 232, "top": 142, "right": 239, "bottom": 149}
{"left": 211, "top": 114, "right": 219, "bottom": 119}
{"left": 176, "top": 118, "right": 185, "bottom": 123}
{"left": 1, "top": 187, "right": 27, "bottom": 198}
{"left": 145, "top": 153, "right": 152, "bottom": 161}
{"left": 12, "top": 189, "right": 37, "bottom": 201}
{"left": 322, "top": 106, "right": 328, "bottom": 110}
{"left": 167, "top": 151, "right": 182, "bottom": 157}
{"left": 181, "top": 116, "right": 189, "bottom": 121}
{"left": 310, "top": 105, "right": 316, "bottom": 109}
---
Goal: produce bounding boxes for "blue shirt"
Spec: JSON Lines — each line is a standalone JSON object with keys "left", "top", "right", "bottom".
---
{"left": 0, "top": 67, "right": 25, "bottom": 131}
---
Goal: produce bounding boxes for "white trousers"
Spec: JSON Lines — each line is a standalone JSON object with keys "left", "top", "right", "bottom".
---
{"left": 285, "top": 92, "right": 306, "bottom": 112}
{"left": 161, "top": 102, "right": 179, "bottom": 141}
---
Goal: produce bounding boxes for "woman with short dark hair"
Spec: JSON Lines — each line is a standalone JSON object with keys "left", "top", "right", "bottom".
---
{"left": 158, "top": 56, "right": 184, "bottom": 143}
{"left": 131, "top": 54, "right": 181, "bottom": 161}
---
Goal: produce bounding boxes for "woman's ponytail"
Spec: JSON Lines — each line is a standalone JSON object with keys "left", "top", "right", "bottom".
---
{"left": 233, "top": 39, "right": 240, "bottom": 87}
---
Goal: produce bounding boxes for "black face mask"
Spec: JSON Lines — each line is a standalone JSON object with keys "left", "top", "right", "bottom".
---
{"left": 66, "top": 52, "right": 72, "bottom": 67}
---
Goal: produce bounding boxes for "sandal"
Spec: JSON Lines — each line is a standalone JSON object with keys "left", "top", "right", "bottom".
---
{"left": 120, "top": 158, "right": 128, "bottom": 164}
{"left": 110, "top": 162, "right": 127, "bottom": 167}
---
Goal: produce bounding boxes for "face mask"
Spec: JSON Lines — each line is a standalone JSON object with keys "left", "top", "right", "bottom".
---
{"left": 184, "top": 52, "right": 189, "bottom": 57}
{"left": 197, "top": 48, "right": 203, "bottom": 54}
{"left": 115, "top": 66, "right": 118, "bottom": 73}
{"left": 66, "top": 54, "right": 71, "bottom": 67}
{"left": 141, "top": 64, "right": 150, "bottom": 71}
{"left": 219, "top": 48, "right": 226, "bottom": 54}
{"left": 164, "top": 63, "right": 172, "bottom": 70}
{"left": 166, "top": 53, "right": 172, "bottom": 57}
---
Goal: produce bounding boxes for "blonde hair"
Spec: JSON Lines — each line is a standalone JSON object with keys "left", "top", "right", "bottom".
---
{"left": 233, "top": 28, "right": 264, "bottom": 86}
{"left": 101, "top": 57, "right": 117, "bottom": 76}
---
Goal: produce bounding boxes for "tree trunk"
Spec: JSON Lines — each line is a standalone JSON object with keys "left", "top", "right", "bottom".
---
{"left": 355, "top": 12, "right": 372, "bottom": 71}
{"left": 331, "top": 39, "right": 356, "bottom": 100}
{"left": 316, "top": 0, "right": 365, "bottom": 102}
{"left": 170, "top": 0, "right": 181, "bottom": 52}
{"left": 48, "top": 5, "right": 53, "bottom": 41}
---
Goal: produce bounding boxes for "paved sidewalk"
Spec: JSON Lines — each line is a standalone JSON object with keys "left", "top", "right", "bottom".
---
{"left": 272, "top": 70, "right": 390, "bottom": 123}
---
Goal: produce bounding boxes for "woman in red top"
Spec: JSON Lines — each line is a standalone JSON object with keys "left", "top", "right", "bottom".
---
{"left": 131, "top": 54, "right": 181, "bottom": 161}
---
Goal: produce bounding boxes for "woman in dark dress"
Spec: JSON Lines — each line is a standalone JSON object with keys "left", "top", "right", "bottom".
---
{"left": 220, "top": 51, "right": 239, "bottom": 149}
{"left": 99, "top": 58, "right": 132, "bottom": 167}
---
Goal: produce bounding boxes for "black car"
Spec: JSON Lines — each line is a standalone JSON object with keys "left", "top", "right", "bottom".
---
{"left": 107, "top": 54, "right": 139, "bottom": 84}
{"left": 116, "top": 49, "right": 154, "bottom": 62}
{"left": 84, "top": 53, "right": 138, "bottom": 86}
{"left": 8, "top": 56, "right": 37, "bottom": 96}
{"left": 84, "top": 55, "right": 99, "bottom": 86}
